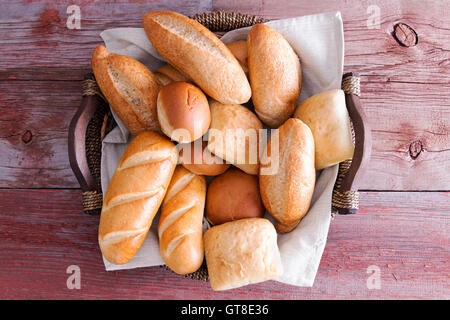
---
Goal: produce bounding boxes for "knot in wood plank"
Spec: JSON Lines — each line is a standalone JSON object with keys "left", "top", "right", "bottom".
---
{"left": 21, "top": 130, "right": 33, "bottom": 144}
{"left": 409, "top": 140, "right": 423, "bottom": 159}
{"left": 392, "top": 23, "right": 418, "bottom": 47}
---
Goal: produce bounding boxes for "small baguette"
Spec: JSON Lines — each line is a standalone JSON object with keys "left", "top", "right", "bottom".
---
{"left": 259, "top": 118, "right": 315, "bottom": 233}
{"left": 158, "top": 166, "right": 206, "bottom": 274}
{"left": 248, "top": 24, "right": 301, "bottom": 128}
{"left": 91, "top": 46, "right": 161, "bottom": 135}
{"left": 226, "top": 40, "right": 248, "bottom": 76}
{"left": 154, "top": 64, "right": 192, "bottom": 86}
{"left": 143, "top": 10, "right": 251, "bottom": 105}
{"left": 98, "top": 131, "right": 178, "bottom": 264}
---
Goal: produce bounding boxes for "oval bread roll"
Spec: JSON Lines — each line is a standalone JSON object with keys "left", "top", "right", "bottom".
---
{"left": 154, "top": 64, "right": 191, "bottom": 86}
{"left": 158, "top": 166, "right": 206, "bottom": 274}
{"left": 157, "top": 81, "right": 211, "bottom": 143}
{"left": 226, "top": 40, "right": 248, "bottom": 76}
{"left": 91, "top": 45, "right": 161, "bottom": 135}
{"left": 207, "top": 100, "right": 263, "bottom": 175}
{"left": 248, "top": 24, "right": 301, "bottom": 128}
{"left": 143, "top": 10, "right": 251, "bottom": 105}
{"left": 98, "top": 131, "right": 178, "bottom": 264}
{"left": 294, "top": 89, "right": 354, "bottom": 170}
{"left": 259, "top": 118, "right": 315, "bottom": 233}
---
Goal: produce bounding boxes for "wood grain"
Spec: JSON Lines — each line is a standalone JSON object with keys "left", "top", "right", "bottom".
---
{"left": 0, "top": 189, "right": 448, "bottom": 299}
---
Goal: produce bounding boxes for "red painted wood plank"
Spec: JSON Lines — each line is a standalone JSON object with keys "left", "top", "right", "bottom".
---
{"left": 0, "top": 189, "right": 448, "bottom": 299}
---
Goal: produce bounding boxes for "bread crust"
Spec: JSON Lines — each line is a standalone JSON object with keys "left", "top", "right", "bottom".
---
{"left": 248, "top": 24, "right": 301, "bottom": 128}
{"left": 98, "top": 131, "right": 178, "bottom": 264}
{"left": 91, "top": 45, "right": 161, "bottom": 135}
{"left": 143, "top": 10, "right": 251, "bottom": 105}
{"left": 259, "top": 118, "right": 315, "bottom": 233}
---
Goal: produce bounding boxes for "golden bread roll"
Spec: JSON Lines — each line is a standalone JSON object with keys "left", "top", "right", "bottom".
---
{"left": 143, "top": 10, "right": 251, "bottom": 105}
{"left": 294, "top": 89, "right": 354, "bottom": 170}
{"left": 91, "top": 45, "right": 161, "bottom": 135}
{"left": 206, "top": 168, "right": 265, "bottom": 225}
{"left": 207, "top": 100, "right": 263, "bottom": 175}
{"left": 154, "top": 64, "right": 191, "bottom": 86}
{"left": 158, "top": 166, "right": 206, "bottom": 274}
{"left": 179, "top": 140, "right": 230, "bottom": 176}
{"left": 248, "top": 24, "right": 301, "bottom": 128}
{"left": 204, "top": 218, "right": 283, "bottom": 291}
{"left": 226, "top": 40, "right": 248, "bottom": 76}
{"left": 157, "top": 81, "right": 211, "bottom": 143}
{"left": 98, "top": 131, "right": 178, "bottom": 264}
{"left": 259, "top": 118, "right": 315, "bottom": 233}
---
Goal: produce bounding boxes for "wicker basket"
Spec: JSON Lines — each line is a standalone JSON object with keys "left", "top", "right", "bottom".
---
{"left": 68, "top": 11, "right": 371, "bottom": 281}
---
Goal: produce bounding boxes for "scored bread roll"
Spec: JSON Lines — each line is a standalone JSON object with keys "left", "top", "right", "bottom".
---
{"left": 204, "top": 218, "right": 283, "bottom": 291}
{"left": 143, "top": 10, "right": 251, "bottom": 105}
{"left": 248, "top": 24, "right": 301, "bottom": 128}
{"left": 259, "top": 118, "right": 315, "bottom": 233}
{"left": 179, "top": 140, "right": 230, "bottom": 176}
{"left": 207, "top": 100, "right": 263, "bottom": 175}
{"left": 226, "top": 40, "right": 248, "bottom": 76}
{"left": 294, "top": 89, "right": 354, "bottom": 170}
{"left": 158, "top": 166, "right": 206, "bottom": 274}
{"left": 98, "top": 131, "right": 178, "bottom": 264}
{"left": 154, "top": 64, "right": 191, "bottom": 86}
{"left": 206, "top": 168, "right": 265, "bottom": 225}
{"left": 91, "top": 45, "right": 161, "bottom": 135}
{"left": 157, "top": 81, "right": 211, "bottom": 143}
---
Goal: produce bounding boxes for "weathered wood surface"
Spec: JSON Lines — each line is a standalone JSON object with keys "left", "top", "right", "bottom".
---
{"left": 0, "top": 189, "right": 448, "bottom": 299}
{"left": 0, "top": 0, "right": 449, "bottom": 300}
{"left": 0, "top": 0, "right": 449, "bottom": 190}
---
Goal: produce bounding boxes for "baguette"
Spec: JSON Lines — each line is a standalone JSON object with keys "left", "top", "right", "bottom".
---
{"left": 158, "top": 166, "right": 206, "bottom": 274}
{"left": 248, "top": 24, "right": 301, "bottom": 128}
{"left": 98, "top": 131, "right": 178, "bottom": 265}
{"left": 142, "top": 11, "right": 251, "bottom": 105}
{"left": 259, "top": 118, "right": 315, "bottom": 233}
{"left": 91, "top": 46, "right": 161, "bottom": 135}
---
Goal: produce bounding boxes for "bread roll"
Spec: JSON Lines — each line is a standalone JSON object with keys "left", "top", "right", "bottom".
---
{"left": 206, "top": 168, "right": 264, "bottom": 225}
{"left": 226, "top": 40, "right": 248, "bottom": 76}
{"left": 179, "top": 140, "right": 230, "bottom": 176}
{"left": 259, "top": 118, "right": 315, "bottom": 233}
{"left": 207, "top": 100, "right": 263, "bottom": 175}
{"left": 158, "top": 166, "right": 206, "bottom": 274}
{"left": 294, "top": 89, "right": 354, "bottom": 170}
{"left": 154, "top": 64, "right": 191, "bottom": 86}
{"left": 143, "top": 11, "right": 251, "bottom": 105}
{"left": 204, "top": 218, "right": 283, "bottom": 291}
{"left": 91, "top": 45, "right": 161, "bottom": 135}
{"left": 248, "top": 24, "right": 301, "bottom": 128}
{"left": 98, "top": 131, "right": 178, "bottom": 264}
{"left": 157, "top": 81, "right": 210, "bottom": 143}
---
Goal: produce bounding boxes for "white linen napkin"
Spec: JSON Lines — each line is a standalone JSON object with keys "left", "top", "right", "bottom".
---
{"left": 99, "top": 11, "right": 344, "bottom": 287}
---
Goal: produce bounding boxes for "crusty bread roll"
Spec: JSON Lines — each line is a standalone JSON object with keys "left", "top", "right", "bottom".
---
{"left": 204, "top": 218, "right": 283, "bottom": 291}
{"left": 179, "top": 140, "right": 230, "bottom": 176}
{"left": 91, "top": 45, "right": 161, "bottom": 135}
{"left": 259, "top": 118, "right": 315, "bottom": 233}
{"left": 248, "top": 24, "right": 301, "bottom": 128}
{"left": 206, "top": 168, "right": 264, "bottom": 225}
{"left": 143, "top": 10, "right": 251, "bottom": 105}
{"left": 207, "top": 100, "right": 263, "bottom": 175}
{"left": 226, "top": 40, "right": 248, "bottom": 76}
{"left": 98, "top": 131, "right": 178, "bottom": 264}
{"left": 157, "top": 81, "right": 210, "bottom": 143}
{"left": 294, "top": 89, "right": 354, "bottom": 170}
{"left": 154, "top": 64, "right": 191, "bottom": 86}
{"left": 158, "top": 166, "right": 206, "bottom": 274}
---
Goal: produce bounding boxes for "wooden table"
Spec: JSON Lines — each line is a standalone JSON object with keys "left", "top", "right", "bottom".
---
{"left": 0, "top": 0, "right": 449, "bottom": 300}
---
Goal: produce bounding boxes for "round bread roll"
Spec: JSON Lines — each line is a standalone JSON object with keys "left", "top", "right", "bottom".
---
{"left": 157, "top": 81, "right": 211, "bottom": 143}
{"left": 179, "top": 140, "right": 230, "bottom": 176}
{"left": 206, "top": 168, "right": 265, "bottom": 225}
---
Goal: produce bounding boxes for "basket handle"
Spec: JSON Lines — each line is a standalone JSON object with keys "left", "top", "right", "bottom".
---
{"left": 332, "top": 72, "right": 372, "bottom": 215}
{"left": 68, "top": 73, "right": 104, "bottom": 214}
